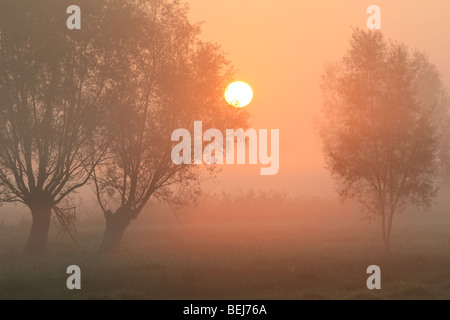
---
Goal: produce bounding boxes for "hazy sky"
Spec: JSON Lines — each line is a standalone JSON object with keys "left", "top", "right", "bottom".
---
{"left": 188, "top": 0, "right": 450, "bottom": 197}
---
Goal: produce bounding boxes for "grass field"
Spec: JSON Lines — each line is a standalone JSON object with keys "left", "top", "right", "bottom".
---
{"left": 1, "top": 200, "right": 450, "bottom": 300}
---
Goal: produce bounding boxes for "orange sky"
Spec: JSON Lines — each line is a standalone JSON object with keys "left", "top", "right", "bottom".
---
{"left": 188, "top": 0, "right": 450, "bottom": 197}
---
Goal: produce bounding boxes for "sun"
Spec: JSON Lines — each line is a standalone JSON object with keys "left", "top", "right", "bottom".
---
{"left": 225, "top": 81, "right": 253, "bottom": 108}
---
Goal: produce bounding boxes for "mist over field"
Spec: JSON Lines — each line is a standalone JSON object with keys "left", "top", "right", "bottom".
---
{"left": 2, "top": 191, "right": 450, "bottom": 299}
{"left": 1, "top": 0, "right": 450, "bottom": 301}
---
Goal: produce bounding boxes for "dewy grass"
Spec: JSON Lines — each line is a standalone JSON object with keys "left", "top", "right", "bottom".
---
{"left": 0, "top": 206, "right": 450, "bottom": 300}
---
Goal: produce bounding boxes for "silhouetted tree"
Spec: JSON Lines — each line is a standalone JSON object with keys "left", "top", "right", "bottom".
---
{"left": 318, "top": 29, "right": 449, "bottom": 253}
{"left": 92, "top": 0, "right": 248, "bottom": 254}
{"left": 0, "top": 1, "right": 109, "bottom": 253}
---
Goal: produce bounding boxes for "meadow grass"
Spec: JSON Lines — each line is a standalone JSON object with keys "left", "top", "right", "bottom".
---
{"left": 0, "top": 208, "right": 450, "bottom": 300}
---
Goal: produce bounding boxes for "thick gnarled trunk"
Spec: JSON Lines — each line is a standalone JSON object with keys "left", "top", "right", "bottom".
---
{"left": 25, "top": 205, "right": 52, "bottom": 254}
{"left": 99, "top": 207, "right": 132, "bottom": 254}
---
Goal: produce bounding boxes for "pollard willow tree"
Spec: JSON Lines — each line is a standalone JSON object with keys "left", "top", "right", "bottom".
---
{"left": 92, "top": 0, "right": 248, "bottom": 254}
{"left": 0, "top": 1, "right": 109, "bottom": 253}
{"left": 318, "top": 29, "right": 449, "bottom": 253}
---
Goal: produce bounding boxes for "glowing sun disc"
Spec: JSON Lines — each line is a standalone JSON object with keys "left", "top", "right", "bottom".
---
{"left": 225, "top": 81, "right": 253, "bottom": 108}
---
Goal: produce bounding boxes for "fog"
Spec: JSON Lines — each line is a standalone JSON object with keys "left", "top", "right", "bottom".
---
{"left": 1, "top": 0, "right": 450, "bottom": 300}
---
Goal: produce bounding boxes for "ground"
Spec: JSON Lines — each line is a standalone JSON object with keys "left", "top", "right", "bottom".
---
{"left": 0, "top": 205, "right": 450, "bottom": 300}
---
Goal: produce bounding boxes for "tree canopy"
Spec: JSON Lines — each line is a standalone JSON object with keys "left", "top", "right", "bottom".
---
{"left": 0, "top": 0, "right": 110, "bottom": 252}
{"left": 318, "top": 29, "right": 449, "bottom": 252}
{"left": 88, "top": 0, "right": 249, "bottom": 253}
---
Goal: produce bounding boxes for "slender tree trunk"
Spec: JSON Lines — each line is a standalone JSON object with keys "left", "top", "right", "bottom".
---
{"left": 380, "top": 210, "right": 391, "bottom": 254}
{"left": 99, "top": 207, "right": 131, "bottom": 254}
{"left": 25, "top": 205, "right": 52, "bottom": 254}
{"left": 384, "top": 233, "right": 391, "bottom": 254}
{"left": 385, "top": 212, "right": 395, "bottom": 255}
